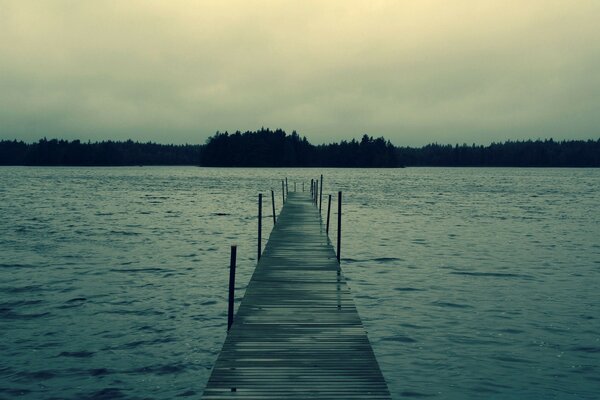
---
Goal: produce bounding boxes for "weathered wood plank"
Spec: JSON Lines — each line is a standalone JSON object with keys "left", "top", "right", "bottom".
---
{"left": 202, "top": 192, "right": 391, "bottom": 399}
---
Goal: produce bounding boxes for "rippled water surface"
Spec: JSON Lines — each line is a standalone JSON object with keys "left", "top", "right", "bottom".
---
{"left": 1, "top": 167, "right": 599, "bottom": 399}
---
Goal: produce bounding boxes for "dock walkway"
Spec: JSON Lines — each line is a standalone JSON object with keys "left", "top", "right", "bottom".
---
{"left": 202, "top": 192, "right": 391, "bottom": 399}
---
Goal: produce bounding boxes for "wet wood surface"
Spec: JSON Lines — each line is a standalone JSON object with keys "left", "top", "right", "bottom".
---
{"left": 202, "top": 192, "right": 391, "bottom": 399}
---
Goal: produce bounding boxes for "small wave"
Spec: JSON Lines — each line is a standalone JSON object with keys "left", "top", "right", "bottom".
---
{"left": 82, "top": 387, "right": 126, "bottom": 399}
{"left": 498, "top": 328, "right": 524, "bottom": 334}
{"left": 16, "top": 370, "right": 56, "bottom": 381}
{"left": 109, "top": 230, "right": 141, "bottom": 236}
{"left": 109, "top": 337, "right": 175, "bottom": 350}
{"left": 1, "top": 309, "right": 50, "bottom": 320}
{"left": 176, "top": 253, "right": 197, "bottom": 258}
{"left": 177, "top": 390, "right": 197, "bottom": 397}
{"left": 373, "top": 257, "right": 404, "bottom": 263}
{"left": 101, "top": 309, "right": 164, "bottom": 316}
{"left": 0, "top": 285, "right": 44, "bottom": 293}
{"left": 58, "top": 297, "right": 87, "bottom": 309}
{"left": 89, "top": 368, "right": 111, "bottom": 377}
{"left": 0, "top": 263, "right": 37, "bottom": 269}
{"left": 0, "top": 388, "right": 31, "bottom": 397}
{"left": 450, "top": 271, "right": 533, "bottom": 279}
{"left": 110, "top": 267, "right": 167, "bottom": 273}
{"left": 131, "top": 363, "right": 186, "bottom": 375}
{"left": 394, "top": 287, "right": 424, "bottom": 292}
{"left": 380, "top": 335, "right": 417, "bottom": 343}
{"left": 59, "top": 351, "right": 95, "bottom": 358}
{"left": 492, "top": 355, "right": 533, "bottom": 364}
{"left": 400, "top": 391, "right": 436, "bottom": 398}
{"left": 571, "top": 346, "right": 600, "bottom": 353}
{"left": 431, "top": 301, "right": 472, "bottom": 309}
{"left": 341, "top": 258, "right": 364, "bottom": 263}
{"left": 1, "top": 299, "right": 43, "bottom": 307}
{"left": 66, "top": 297, "right": 87, "bottom": 303}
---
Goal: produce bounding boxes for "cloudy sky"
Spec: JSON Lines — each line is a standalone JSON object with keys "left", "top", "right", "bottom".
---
{"left": 1, "top": 1, "right": 599, "bottom": 145}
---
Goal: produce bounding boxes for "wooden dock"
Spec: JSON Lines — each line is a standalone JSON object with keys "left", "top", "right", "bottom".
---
{"left": 202, "top": 192, "right": 391, "bottom": 399}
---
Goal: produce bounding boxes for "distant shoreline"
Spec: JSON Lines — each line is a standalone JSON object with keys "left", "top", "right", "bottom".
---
{"left": 1, "top": 130, "right": 599, "bottom": 167}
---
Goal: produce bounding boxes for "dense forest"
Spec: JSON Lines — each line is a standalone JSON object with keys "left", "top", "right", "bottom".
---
{"left": 0, "top": 139, "right": 201, "bottom": 166}
{"left": 201, "top": 129, "right": 398, "bottom": 167}
{"left": 0, "top": 129, "right": 598, "bottom": 167}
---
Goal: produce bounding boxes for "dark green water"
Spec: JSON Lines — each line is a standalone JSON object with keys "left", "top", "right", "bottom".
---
{"left": 1, "top": 167, "right": 598, "bottom": 399}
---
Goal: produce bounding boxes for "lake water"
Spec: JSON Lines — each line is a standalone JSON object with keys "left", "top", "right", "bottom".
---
{"left": 1, "top": 167, "right": 599, "bottom": 399}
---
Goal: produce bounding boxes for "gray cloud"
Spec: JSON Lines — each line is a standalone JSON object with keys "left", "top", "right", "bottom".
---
{"left": 1, "top": 0, "right": 599, "bottom": 145}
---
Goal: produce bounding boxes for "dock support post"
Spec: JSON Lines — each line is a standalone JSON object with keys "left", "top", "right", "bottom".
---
{"left": 326, "top": 194, "right": 332, "bottom": 234}
{"left": 310, "top": 179, "right": 313, "bottom": 197}
{"left": 315, "top": 181, "right": 319, "bottom": 206}
{"left": 282, "top": 180, "right": 285, "bottom": 204}
{"left": 258, "top": 193, "right": 262, "bottom": 260}
{"left": 271, "top": 190, "right": 276, "bottom": 225}
{"left": 319, "top": 174, "right": 323, "bottom": 213}
{"left": 337, "top": 191, "right": 342, "bottom": 264}
{"left": 302, "top": 182, "right": 304, "bottom": 192}
{"left": 227, "top": 245, "right": 237, "bottom": 332}
{"left": 285, "top": 177, "right": 288, "bottom": 197}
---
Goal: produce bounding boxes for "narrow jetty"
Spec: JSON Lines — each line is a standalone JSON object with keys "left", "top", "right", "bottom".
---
{"left": 202, "top": 192, "right": 391, "bottom": 399}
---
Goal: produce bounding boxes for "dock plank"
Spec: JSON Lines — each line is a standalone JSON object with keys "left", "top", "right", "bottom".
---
{"left": 202, "top": 192, "right": 391, "bottom": 399}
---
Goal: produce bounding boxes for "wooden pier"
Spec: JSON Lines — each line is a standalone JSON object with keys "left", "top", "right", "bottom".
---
{"left": 202, "top": 192, "right": 391, "bottom": 399}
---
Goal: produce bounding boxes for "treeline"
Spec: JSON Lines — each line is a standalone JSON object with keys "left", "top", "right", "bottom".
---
{"left": 397, "top": 139, "right": 600, "bottom": 167}
{"left": 201, "top": 129, "right": 599, "bottom": 167}
{"left": 201, "top": 128, "right": 398, "bottom": 167}
{"left": 0, "top": 130, "right": 598, "bottom": 167}
{"left": 0, "top": 139, "right": 201, "bottom": 166}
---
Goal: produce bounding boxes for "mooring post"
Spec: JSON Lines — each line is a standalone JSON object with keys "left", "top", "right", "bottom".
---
{"left": 258, "top": 193, "right": 262, "bottom": 260}
{"left": 310, "top": 179, "right": 313, "bottom": 197}
{"left": 282, "top": 180, "right": 285, "bottom": 204}
{"left": 315, "top": 178, "right": 319, "bottom": 205}
{"left": 316, "top": 181, "right": 319, "bottom": 206}
{"left": 285, "top": 177, "right": 288, "bottom": 196}
{"left": 337, "top": 191, "right": 342, "bottom": 264}
{"left": 302, "top": 181, "right": 304, "bottom": 192}
{"left": 319, "top": 174, "right": 323, "bottom": 213}
{"left": 294, "top": 182, "right": 296, "bottom": 192}
{"left": 326, "top": 194, "right": 332, "bottom": 234}
{"left": 227, "top": 245, "right": 237, "bottom": 332}
{"left": 271, "top": 189, "right": 276, "bottom": 225}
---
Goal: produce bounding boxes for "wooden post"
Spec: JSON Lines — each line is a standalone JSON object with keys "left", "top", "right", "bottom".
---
{"left": 326, "top": 194, "right": 332, "bottom": 234}
{"left": 227, "top": 245, "right": 237, "bottom": 332}
{"left": 319, "top": 174, "right": 323, "bottom": 213}
{"left": 315, "top": 181, "right": 319, "bottom": 206}
{"left": 337, "top": 191, "right": 342, "bottom": 263}
{"left": 294, "top": 182, "right": 296, "bottom": 192}
{"left": 315, "top": 179, "right": 319, "bottom": 205}
{"left": 310, "top": 179, "right": 313, "bottom": 196}
{"left": 302, "top": 182, "right": 304, "bottom": 192}
{"left": 258, "top": 193, "right": 262, "bottom": 260}
{"left": 282, "top": 180, "right": 285, "bottom": 204}
{"left": 271, "top": 190, "right": 276, "bottom": 225}
{"left": 285, "top": 177, "right": 288, "bottom": 196}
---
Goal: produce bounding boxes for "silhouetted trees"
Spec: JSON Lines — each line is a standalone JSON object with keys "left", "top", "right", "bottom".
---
{"left": 0, "top": 138, "right": 201, "bottom": 166}
{"left": 395, "top": 139, "right": 600, "bottom": 167}
{"left": 201, "top": 129, "right": 398, "bottom": 167}
{"left": 1, "top": 132, "right": 598, "bottom": 167}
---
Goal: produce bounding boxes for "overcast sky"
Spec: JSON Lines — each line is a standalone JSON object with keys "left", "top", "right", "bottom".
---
{"left": 1, "top": 1, "right": 599, "bottom": 145}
